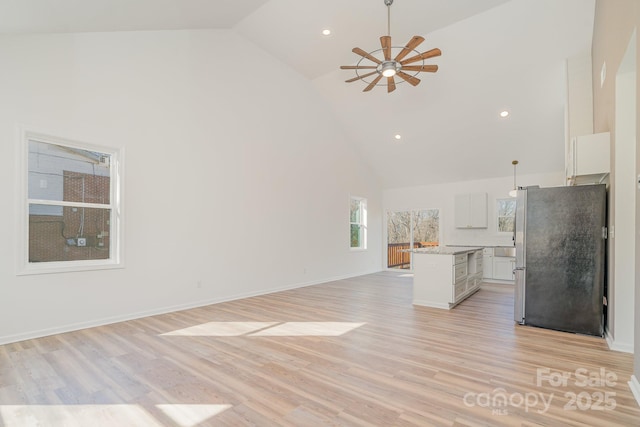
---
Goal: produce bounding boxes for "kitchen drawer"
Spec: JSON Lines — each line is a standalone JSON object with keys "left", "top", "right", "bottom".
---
{"left": 466, "top": 274, "right": 475, "bottom": 289}
{"left": 454, "top": 280, "right": 467, "bottom": 300}
{"left": 471, "top": 273, "right": 482, "bottom": 287}
{"left": 454, "top": 263, "right": 467, "bottom": 282}
{"left": 482, "top": 248, "right": 493, "bottom": 256}
{"left": 454, "top": 253, "right": 467, "bottom": 265}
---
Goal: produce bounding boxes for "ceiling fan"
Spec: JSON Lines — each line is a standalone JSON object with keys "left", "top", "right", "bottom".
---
{"left": 340, "top": 0, "right": 441, "bottom": 93}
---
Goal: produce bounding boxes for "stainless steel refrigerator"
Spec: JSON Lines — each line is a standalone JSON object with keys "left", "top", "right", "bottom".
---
{"left": 514, "top": 184, "right": 607, "bottom": 336}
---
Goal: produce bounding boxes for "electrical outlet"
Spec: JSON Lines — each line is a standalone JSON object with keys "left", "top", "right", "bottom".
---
{"left": 77, "top": 238, "right": 87, "bottom": 247}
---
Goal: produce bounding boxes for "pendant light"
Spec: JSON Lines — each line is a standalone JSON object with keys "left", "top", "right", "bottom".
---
{"left": 509, "top": 160, "right": 519, "bottom": 197}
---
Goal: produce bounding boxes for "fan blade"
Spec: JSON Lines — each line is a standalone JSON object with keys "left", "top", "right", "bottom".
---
{"left": 340, "top": 65, "right": 378, "bottom": 70}
{"left": 396, "top": 71, "right": 421, "bottom": 86}
{"left": 345, "top": 71, "right": 379, "bottom": 83}
{"left": 364, "top": 74, "right": 383, "bottom": 92}
{"left": 394, "top": 36, "right": 425, "bottom": 62}
{"left": 387, "top": 76, "right": 396, "bottom": 93}
{"left": 401, "top": 48, "right": 442, "bottom": 65}
{"left": 400, "top": 65, "right": 439, "bottom": 73}
{"left": 352, "top": 47, "right": 382, "bottom": 64}
{"left": 380, "top": 36, "right": 392, "bottom": 61}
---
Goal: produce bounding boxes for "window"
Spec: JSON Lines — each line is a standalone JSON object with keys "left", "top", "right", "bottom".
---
{"left": 497, "top": 198, "right": 516, "bottom": 233}
{"left": 350, "top": 196, "right": 367, "bottom": 249}
{"left": 19, "top": 131, "right": 123, "bottom": 274}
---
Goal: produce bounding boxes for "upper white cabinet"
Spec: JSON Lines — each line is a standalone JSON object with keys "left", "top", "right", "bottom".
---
{"left": 454, "top": 193, "right": 487, "bottom": 229}
{"left": 567, "top": 132, "right": 610, "bottom": 185}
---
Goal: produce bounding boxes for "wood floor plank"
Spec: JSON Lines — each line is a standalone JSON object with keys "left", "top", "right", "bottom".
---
{"left": 1, "top": 272, "right": 639, "bottom": 426}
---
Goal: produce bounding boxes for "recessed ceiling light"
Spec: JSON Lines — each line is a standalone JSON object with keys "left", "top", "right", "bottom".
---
{"left": 500, "top": 110, "right": 510, "bottom": 118}
{"left": 322, "top": 29, "right": 331, "bottom": 36}
{"left": 394, "top": 134, "right": 402, "bottom": 140}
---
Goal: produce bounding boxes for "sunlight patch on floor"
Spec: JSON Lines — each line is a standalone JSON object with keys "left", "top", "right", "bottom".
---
{"left": 0, "top": 403, "right": 232, "bottom": 427}
{"left": 249, "top": 322, "right": 366, "bottom": 337}
{"left": 0, "top": 404, "right": 162, "bottom": 427}
{"left": 156, "top": 404, "right": 232, "bottom": 427}
{"left": 161, "top": 321, "right": 366, "bottom": 337}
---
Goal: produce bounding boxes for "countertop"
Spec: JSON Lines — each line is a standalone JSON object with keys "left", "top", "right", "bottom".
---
{"left": 409, "top": 246, "right": 483, "bottom": 255}
{"left": 447, "top": 244, "right": 514, "bottom": 248}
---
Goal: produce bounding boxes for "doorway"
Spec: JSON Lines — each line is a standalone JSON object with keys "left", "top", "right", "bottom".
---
{"left": 386, "top": 209, "right": 439, "bottom": 270}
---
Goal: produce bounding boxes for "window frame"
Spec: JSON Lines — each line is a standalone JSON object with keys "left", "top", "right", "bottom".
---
{"left": 17, "top": 129, "right": 124, "bottom": 275}
{"left": 496, "top": 197, "right": 516, "bottom": 234}
{"left": 349, "top": 196, "right": 367, "bottom": 250}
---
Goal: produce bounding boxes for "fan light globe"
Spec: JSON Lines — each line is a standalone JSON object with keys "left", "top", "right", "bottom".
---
{"left": 381, "top": 62, "right": 397, "bottom": 77}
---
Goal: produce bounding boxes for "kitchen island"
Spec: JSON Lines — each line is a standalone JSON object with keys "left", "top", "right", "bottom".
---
{"left": 412, "top": 246, "right": 483, "bottom": 309}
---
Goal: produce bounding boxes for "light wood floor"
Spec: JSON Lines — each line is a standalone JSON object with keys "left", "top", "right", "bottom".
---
{"left": 1, "top": 272, "right": 639, "bottom": 426}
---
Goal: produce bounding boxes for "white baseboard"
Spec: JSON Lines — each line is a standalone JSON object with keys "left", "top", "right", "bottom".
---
{"left": 413, "top": 299, "right": 450, "bottom": 310}
{"left": 629, "top": 375, "right": 640, "bottom": 408}
{"left": 482, "top": 278, "right": 515, "bottom": 285}
{"left": 0, "top": 269, "right": 382, "bottom": 346}
{"left": 604, "top": 328, "right": 634, "bottom": 353}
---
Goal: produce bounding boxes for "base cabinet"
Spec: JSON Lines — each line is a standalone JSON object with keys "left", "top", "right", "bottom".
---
{"left": 482, "top": 248, "right": 494, "bottom": 279}
{"left": 482, "top": 247, "right": 515, "bottom": 282}
{"left": 413, "top": 249, "right": 482, "bottom": 309}
{"left": 493, "top": 257, "right": 516, "bottom": 281}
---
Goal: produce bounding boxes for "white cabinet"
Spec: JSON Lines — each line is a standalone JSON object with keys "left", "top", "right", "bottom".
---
{"left": 567, "top": 132, "right": 610, "bottom": 184}
{"left": 413, "top": 249, "right": 482, "bottom": 309}
{"left": 493, "top": 256, "right": 516, "bottom": 281}
{"left": 467, "top": 250, "right": 483, "bottom": 295}
{"left": 482, "top": 248, "right": 494, "bottom": 279}
{"left": 454, "top": 193, "right": 488, "bottom": 229}
{"left": 482, "top": 247, "right": 515, "bottom": 282}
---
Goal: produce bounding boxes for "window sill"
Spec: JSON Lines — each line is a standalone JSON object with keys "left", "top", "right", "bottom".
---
{"left": 17, "top": 260, "right": 124, "bottom": 276}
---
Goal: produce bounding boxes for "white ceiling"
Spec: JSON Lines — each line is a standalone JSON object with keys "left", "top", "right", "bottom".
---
{"left": 0, "top": 0, "right": 595, "bottom": 188}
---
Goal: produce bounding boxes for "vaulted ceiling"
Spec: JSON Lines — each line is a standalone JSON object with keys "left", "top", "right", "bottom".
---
{"left": 0, "top": 0, "right": 595, "bottom": 188}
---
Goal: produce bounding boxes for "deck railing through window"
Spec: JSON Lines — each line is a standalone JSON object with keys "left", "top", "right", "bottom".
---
{"left": 387, "top": 242, "right": 438, "bottom": 269}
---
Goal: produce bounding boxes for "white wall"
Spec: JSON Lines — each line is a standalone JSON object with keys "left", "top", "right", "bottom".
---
{"left": 0, "top": 30, "right": 382, "bottom": 344}
{"left": 567, "top": 52, "right": 595, "bottom": 139}
{"left": 611, "top": 39, "right": 636, "bottom": 353}
{"left": 383, "top": 172, "right": 564, "bottom": 248}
